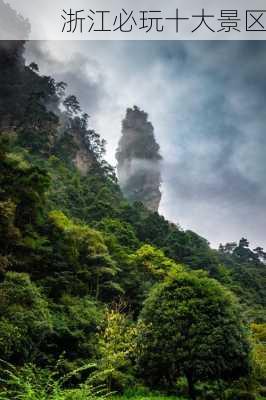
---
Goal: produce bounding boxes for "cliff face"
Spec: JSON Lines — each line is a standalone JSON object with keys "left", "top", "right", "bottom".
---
{"left": 71, "top": 130, "right": 94, "bottom": 175}
{"left": 116, "top": 106, "right": 162, "bottom": 212}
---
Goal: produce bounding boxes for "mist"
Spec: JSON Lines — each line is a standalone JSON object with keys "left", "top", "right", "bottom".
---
{"left": 25, "top": 40, "right": 266, "bottom": 249}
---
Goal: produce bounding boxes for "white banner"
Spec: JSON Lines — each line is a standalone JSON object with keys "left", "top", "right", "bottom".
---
{"left": 2, "top": 0, "right": 266, "bottom": 40}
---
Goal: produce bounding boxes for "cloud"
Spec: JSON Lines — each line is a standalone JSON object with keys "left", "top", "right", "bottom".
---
{"left": 26, "top": 41, "right": 107, "bottom": 115}
{"left": 25, "top": 40, "right": 266, "bottom": 249}
{"left": 0, "top": 0, "right": 30, "bottom": 40}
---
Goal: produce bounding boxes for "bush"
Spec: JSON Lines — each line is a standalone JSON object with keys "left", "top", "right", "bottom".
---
{"left": 0, "top": 361, "right": 109, "bottom": 400}
{"left": 0, "top": 272, "right": 52, "bottom": 364}
{"left": 90, "top": 304, "right": 137, "bottom": 392}
{"left": 225, "top": 388, "right": 256, "bottom": 400}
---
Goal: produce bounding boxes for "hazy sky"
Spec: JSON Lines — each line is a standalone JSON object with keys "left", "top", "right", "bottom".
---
{"left": 25, "top": 41, "right": 266, "bottom": 249}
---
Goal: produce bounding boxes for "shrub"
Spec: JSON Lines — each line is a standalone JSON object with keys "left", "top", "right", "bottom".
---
{"left": 136, "top": 270, "right": 251, "bottom": 400}
{"left": 225, "top": 388, "right": 256, "bottom": 400}
{"left": 0, "top": 361, "right": 109, "bottom": 400}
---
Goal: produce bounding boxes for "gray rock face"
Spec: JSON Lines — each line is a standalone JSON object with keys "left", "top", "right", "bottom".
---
{"left": 71, "top": 130, "right": 93, "bottom": 175}
{"left": 116, "top": 106, "right": 162, "bottom": 212}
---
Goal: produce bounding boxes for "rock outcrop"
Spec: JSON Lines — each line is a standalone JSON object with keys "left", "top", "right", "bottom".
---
{"left": 116, "top": 106, "right": 162, "bottom": 212}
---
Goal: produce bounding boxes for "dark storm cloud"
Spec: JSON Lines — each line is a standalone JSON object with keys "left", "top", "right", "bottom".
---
{"left": 26, "top": 41, "right": 107, "bottom": 114}
{"left": 25, "top": 40, "right": 266, "bottom": 248}
{"left": 156, "top": 42, "right": 266, "bottom": 247}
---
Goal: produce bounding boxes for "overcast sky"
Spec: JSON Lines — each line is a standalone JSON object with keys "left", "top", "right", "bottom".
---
{"left": 25, "top": 41, "right": 266, "bottom": 249}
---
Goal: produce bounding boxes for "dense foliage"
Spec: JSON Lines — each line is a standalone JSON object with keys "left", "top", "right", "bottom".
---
{"left": 137, "top": 270, "right": 250, "bottom": 399}
{"left": 0, "top": 38, "right": 265, "bottom": 399}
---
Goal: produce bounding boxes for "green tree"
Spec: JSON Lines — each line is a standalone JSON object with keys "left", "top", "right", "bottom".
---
{"left": 92, "top": 302, "right": 137, "bottom": 391}
{"left": 48, "top": 294, "right": 103, "bottom": 367}
{"left": 250, "top": 323, "right": 266, "bottom": 389}
{"left": 63, "top": 95, "right": 81, "bottom": 116}
{"left": 0, "top": 145, "right": 50, "bottom": 230}
{"left": 0, "top": 272, "right": 52, "bottom": 364}
{"left": 136, "top": 270, "right": 251, "bottom": 399}
{"left": 96, "top": 218, "right": 139, "bottom": 251}
{"left": 47, "top": 210, "right": 122, "bottom": 301}
{"left": 128, "top": 244, "right": 183, "bottom": 300}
